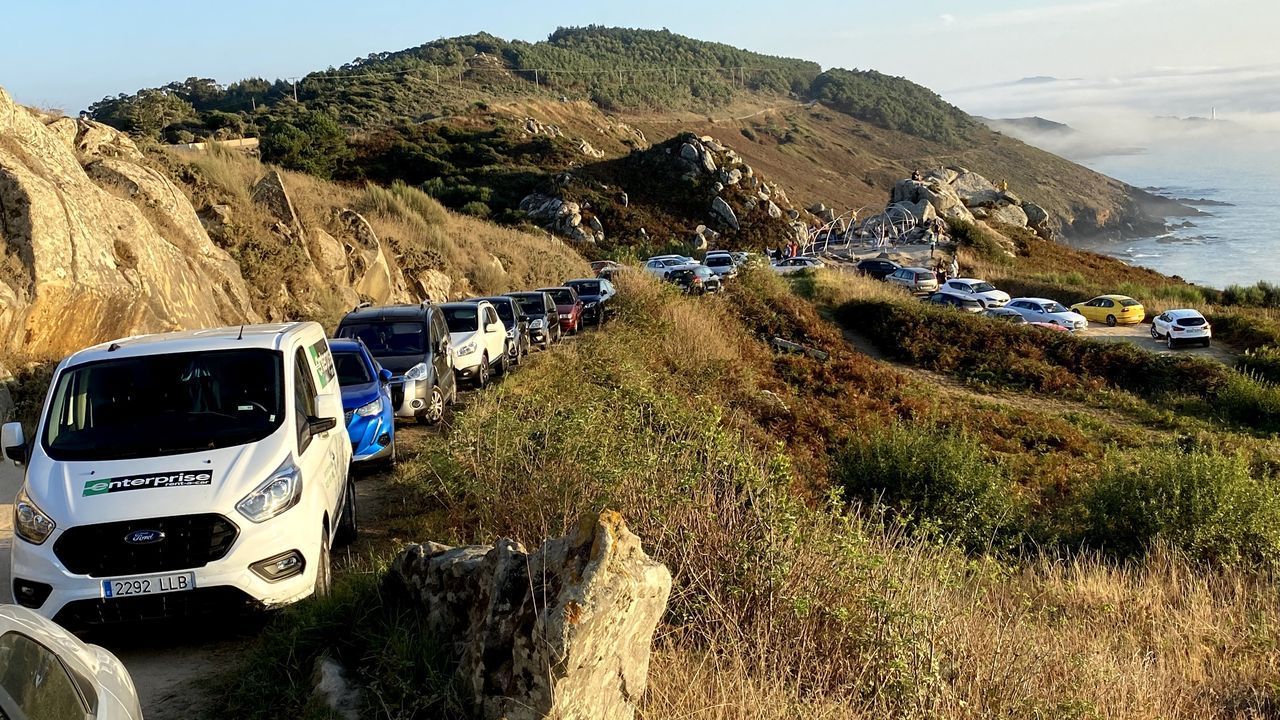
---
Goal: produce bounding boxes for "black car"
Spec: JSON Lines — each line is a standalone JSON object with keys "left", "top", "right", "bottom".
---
{"left": 856, "top": 258, "right": 901, "bottom": 280}
{"left": 335, "top": 303, "right": 457, "bottom": 423}
{"left": 474, "top": 295, "right": 532, "bottom": 365}
{"left": 505, "top": 291, "right": 561, "bottom": 350}
{"left": 665, "top": 266, "right": 721, "bottom": 295}
{"left": 564, "top": 278, "right": 617, "bottom": 327}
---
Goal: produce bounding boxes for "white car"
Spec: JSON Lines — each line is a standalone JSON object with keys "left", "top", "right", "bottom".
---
{"left": 703, "top": 253, "right": 739, "bottom": 279}
{"left": 642, "top": 257, "right": 692, "bottom": 278}
{"left": 771, "top": 257, "right": 825, "bottom": 275}
{"left": 4, "top": 323, "right": 354, "bottom": 626}
{"left": 1151, "top": 308, "right": 1212, "bottom": 348}
{"left": 942, "top": 278, "right": 1010, "bottom": 308}
{"left": 441, "top": 301, "right": 509, "bottom": 387}
{"left": 0, "top": 604, "right": 142, "bottom": 718}
{"left": 1006, "top": 298, "right": 1089, "bottom": 331}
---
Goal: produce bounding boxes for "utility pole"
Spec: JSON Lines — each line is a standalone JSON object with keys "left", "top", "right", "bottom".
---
{"left": 292, "top": 79, "right": 298, "bottom": 102}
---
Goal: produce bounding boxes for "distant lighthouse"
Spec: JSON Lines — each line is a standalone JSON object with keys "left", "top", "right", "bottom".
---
{"left": 1211, "top": 107, "right": 1217, "bottom": 120}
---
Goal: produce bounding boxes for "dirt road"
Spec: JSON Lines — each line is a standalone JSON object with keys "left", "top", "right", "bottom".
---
{"left": 1076, "top": 322, "right": 1238, "bottom": 365}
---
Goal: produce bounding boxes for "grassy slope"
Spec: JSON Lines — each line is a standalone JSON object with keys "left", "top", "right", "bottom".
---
{"left": 219, "top": 268, "right": 1280, "bottom": 720}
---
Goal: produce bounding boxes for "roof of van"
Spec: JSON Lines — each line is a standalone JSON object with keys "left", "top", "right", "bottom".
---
{"left": 67, "top": 323, "right": 317, "bottom": 365}
{"left": 339, "top": 304, "right": 433, "bottom": 323}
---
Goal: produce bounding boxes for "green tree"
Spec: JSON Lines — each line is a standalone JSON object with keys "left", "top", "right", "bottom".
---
{"left": 125, "top": 90, "right": 196, "bottom": 139}
{"left": 259, "top": 111, "right": 351, "bottom": 178}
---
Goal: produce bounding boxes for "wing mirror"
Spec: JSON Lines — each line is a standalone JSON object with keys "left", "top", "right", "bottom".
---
{"left": 2, "top": 422, "right": 26, "bottom": 466}
{"left": 379, "top": 368, "right": 393, "bottom": 384}
{"left": 308, "top": 416, "right": 338, "bottom": 435}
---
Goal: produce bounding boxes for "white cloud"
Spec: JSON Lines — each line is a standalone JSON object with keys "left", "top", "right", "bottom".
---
{"left": 939, "top": 13, "right": 956, "bottom": 26}
{"left": 937, "top": 0, "right": 1159, "bottom": 31}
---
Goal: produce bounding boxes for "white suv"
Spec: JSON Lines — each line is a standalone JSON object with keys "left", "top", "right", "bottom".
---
{"left": 1151, "top": 308, "right": 1212, "bottom": 348}
{"left": 441, "top": 301, "right": 509, "bottom": 387}
{"left": 942, "top": 278, "right": 1010, "bottom": 308}
{"left": 4, "top": 323, "right": 354, "bottom": 626}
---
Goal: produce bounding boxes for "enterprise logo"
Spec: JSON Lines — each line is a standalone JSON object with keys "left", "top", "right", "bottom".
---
{"left": 83, "top": 470, "right": 213, "bottom": 497}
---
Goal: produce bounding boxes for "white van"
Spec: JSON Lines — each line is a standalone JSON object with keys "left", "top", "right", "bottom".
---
{"left": 2, "top": 323, "right": 355, "bottom": 626}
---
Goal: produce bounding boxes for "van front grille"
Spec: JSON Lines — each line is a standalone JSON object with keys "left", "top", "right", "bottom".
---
{"left": 54, "top": 514, "right": 239, "bottom": 578}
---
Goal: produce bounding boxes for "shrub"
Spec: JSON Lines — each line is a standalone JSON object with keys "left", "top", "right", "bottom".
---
{"left": 459, "top": 200, "right": 491, "bottom": 218}
{"left": 259, "top": 111, "right": 351, "bottom": 179}
{"left": 836, "top": 423, "right": 1026, "bottom": 551}
{"left": 1080, "top": 447, "right": 1280, "bottom": 566}
{"left": 1215, "top": 371, "right": 1280, "bottom": 431}
{"left": 946, "top": 218, "right": 1008, "bottom": 264}
{"left": 1237, "top": 346, "right": 1280, "bottom": 384}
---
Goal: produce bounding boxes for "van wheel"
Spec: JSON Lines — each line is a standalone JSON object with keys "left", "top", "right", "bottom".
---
{"left": 335, "top": 479, "right": 358, "bottom": 547}
{"left": 419, "top": 384, "right": 444, "bottom": 425}
{"left": 476, "top": 355, "right": 490, "bottom": 388}
{"left": 314, "top": 528, "right": 333, "bottom": 599}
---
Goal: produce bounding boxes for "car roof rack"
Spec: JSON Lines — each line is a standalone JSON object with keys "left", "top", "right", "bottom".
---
{"left": 352, "top": 301, "right": 372, "bottom": 312}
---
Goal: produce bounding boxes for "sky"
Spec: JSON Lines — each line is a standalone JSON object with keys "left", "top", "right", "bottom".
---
{"left": 3, "top": 0, "right": 1278, "bottom": 125}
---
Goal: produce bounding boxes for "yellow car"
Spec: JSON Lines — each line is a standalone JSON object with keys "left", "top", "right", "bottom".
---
{"left": 1070, "top": 295, "right": 1145, "bottom": 327}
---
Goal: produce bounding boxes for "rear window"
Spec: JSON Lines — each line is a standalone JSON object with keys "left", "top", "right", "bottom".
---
{"left": 914, "top": 272, "right": 933, "bottom": 280}
{"left": 1121, "top": 299, "right": 1142, "bottom": 307}
{"left": 1176, "top": 317, "right": 1206, "bottom": 327}
{"left": 706, "top": 256, "right": 731, "bottom": 266}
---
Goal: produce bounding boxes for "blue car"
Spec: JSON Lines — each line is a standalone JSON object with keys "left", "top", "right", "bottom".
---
{"left": 329, "top": 338, "right": 397, "bottom": 465}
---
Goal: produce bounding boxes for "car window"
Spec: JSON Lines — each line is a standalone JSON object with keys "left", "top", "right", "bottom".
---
{"left": 338, "top": 321, "right": 425, "bottom": 355}
{"left": 294, "top": 348, "right": 318, "bottom": 452}
{"left": 0, "top": 632, "right": 88, "bottom": 720}
{"left": 1043, "top": 302, "right": 1068, "bottom": 313}
{"left": 546, "top": 289, "right": 575, "bottom": 304}
{"left": 971, "top": 282, "right": 995, "bottom": 293}
{"left": 442, "top": 306, "right": 480, "bottom": 333}
{"left": 487, "top": 301, "right": 515, "bottom": 325}
{"left": 333, "top": 351, "right": 372, "bottom": 385}
{"left": 485, "top": 307, "right": 499, "bottom": 326}
{"left": 1176, "top": 316, "right": 1207, "bottom": 327}
{"left": 1121, "top": 299, "right": 1142, "bottom": 307}
{"left": 1100, "top": 298, "right": 1114, "bottom": 308}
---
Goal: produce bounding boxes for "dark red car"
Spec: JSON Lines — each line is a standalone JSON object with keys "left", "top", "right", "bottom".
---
{"left": 537, "top": 286, "right": 584, "bottom": 335}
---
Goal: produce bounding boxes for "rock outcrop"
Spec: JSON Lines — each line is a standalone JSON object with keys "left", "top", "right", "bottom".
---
{"left": 518, "top": 193, "right": 603, "bottom": 243}
{"left": 0, "top": 86, "right": 258, "bottom": 356}
{"left": 391, "top": 511, "right": 672, "bottom": 720}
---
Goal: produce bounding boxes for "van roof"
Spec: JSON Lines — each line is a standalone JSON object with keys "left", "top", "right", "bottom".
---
{"left": 340, "top": 304, "right": 434, "bottom": 323}
{"left": 68, "top": 323, "right": 316, "bottom": 365}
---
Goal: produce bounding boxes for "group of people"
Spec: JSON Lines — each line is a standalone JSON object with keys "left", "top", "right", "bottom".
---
{"left": 934, "top": 254, "right": 961, "bottom": 284}
{"left": 769, "top": 239, "right": 804, "bottom": 261}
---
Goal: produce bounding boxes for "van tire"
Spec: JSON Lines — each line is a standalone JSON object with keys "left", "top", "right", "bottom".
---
{"left": 335, "top": 478, "right": 358, "bottom": 547}
{"left": 1106, "top": 315, "right": 1117, "bottom": 327}
{"left": 314, "top": 528, "right": 333, "bottom": 599}
{"left": 420, "top": 384, "right": 445, "bottom": 425}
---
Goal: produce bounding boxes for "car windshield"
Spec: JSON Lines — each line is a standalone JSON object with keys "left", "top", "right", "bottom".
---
{"left": 546, "top": 289, "right": 575, "bottom": 305}
{"left": 509, "top": 294, "right": 546, "bottom": 315}
{"left": 971, "top": 282, "right": 996, "bottom": 293}
{"left": 333, "top": 351, "right": 372, "bottom": 385}
{"left": 693, "top": 266, "right": 714, "bottom": 278}
{"left": 569, "top": 281, "right": 601, "bottom": 295}
{"left": 42, "top": 349, "right": 284, "bottom": 461}
{"left": 1043, "top": 303, "right": 1069, "bottom": 313}
{"left": 442, "top": 306, "right": 480, "bottom": 333}
{"left": 1121, "top": 299, "right": 1142, "bottom": 307}
{"left": 338, "top": 321, "right": 424, "bottom": 355}
{"left": 705, "top": 256, "right": 731, "bottom": 266}
{"left": 486, "top": 301, "right": 515, "bottom": 324}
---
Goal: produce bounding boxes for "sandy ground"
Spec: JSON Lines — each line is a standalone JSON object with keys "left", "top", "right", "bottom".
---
{"left": 1078, "top": 322, "right": 1237, "bottom": 365}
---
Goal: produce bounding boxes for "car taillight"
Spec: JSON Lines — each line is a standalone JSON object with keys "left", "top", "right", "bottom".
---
{"left": 693, "top": 277, "right": 703, "bottom": 284}
{"left": 1172, "top": 326, "right": 1184, "bottom": 332}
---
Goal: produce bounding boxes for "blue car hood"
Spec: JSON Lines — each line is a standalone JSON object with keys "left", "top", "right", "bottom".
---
{"left": 341, "top": 380, "right": 382, "bottom": 410}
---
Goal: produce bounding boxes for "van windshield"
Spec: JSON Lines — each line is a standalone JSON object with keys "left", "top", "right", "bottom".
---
{"left": 42, "top": 349, "right": 285, "bottom": 461}
{"left": 338, "top": 322, "right": 425, "bottom": 355}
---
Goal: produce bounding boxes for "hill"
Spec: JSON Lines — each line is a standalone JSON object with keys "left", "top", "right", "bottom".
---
{"left": 85, "top": 27, "right": 1183, "bottom": 244}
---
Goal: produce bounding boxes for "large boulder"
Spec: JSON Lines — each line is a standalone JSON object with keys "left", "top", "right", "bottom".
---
{"left": 988, "top": 204, "right": 1030, "bottom": 227}
{"left": 952, "top": 171, "right": 1002, "bottom": 208}
{"left": 0, "top": 86, "right": 257, "bottom": 356}
{"left": 391, "top": 512, "right": 671, "bottom": 720}
{"left": 251, "top": 169, "right": 303, "bottom": 234}
{"left": 711, "top": 196, "right": 740, "bottom": 230}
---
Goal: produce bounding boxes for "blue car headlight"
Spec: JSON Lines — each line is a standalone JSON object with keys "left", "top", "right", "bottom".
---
{"left": 355, "top": 397, "right": 383, "bottom": 417}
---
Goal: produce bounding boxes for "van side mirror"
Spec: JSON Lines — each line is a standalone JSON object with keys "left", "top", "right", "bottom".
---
{"left": 379, "top": 368, "right": 393, "bottom": 384}
{"left": 2, "top": 422, "right": 26, "bottom": 466}
{"left": 308, "top": 416, "right": 338, "bottom": 435}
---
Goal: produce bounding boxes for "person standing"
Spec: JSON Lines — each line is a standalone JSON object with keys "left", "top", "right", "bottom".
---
{"left": 949, "top": 254, "right": 960, "bottom": 279}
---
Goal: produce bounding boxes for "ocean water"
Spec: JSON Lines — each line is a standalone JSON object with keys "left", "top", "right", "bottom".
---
{"left": 1079, "top": 135, "right": 1280, "bottom": 290}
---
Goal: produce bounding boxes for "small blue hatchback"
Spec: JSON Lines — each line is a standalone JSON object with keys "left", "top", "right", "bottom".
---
{"left": 329, "top": 338, "right": 397, "bottom": 465}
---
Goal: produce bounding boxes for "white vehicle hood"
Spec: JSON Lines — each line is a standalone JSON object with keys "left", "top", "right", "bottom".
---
{"left": 1050, "top": 311, "right": 1088, "bottom": 325}
{"left": 977, "top": 290, "right": 1011, "bottom": 302}
{"left": 26, "top": 431, "right": 289, "bottom": 526}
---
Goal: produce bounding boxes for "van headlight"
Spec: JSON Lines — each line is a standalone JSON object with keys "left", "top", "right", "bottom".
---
{"left": 530, "top": 318, "right": 545, "bottom": 330}
{"left": 237, "top": 457, "right": 302, "bottom": 523}
{"left": 457, "top": 341, "right": 477, "bottom": 357}
{"left": 355, "top": 397, "right": 383, "bottom": 417}
{"left": 14, "top": 486, "right": 55, "bottom": 545}
{"left": 405, "top": 363, "right": 430, "bottom": 381}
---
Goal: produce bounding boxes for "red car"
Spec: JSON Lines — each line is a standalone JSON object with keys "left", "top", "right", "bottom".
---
{"left": 537, "top": 286, "right": 584, "bottom": 335}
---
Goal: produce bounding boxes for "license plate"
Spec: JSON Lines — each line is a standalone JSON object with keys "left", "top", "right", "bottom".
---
{"left": 101, "top": 572, "right": 195, "bottom": 599}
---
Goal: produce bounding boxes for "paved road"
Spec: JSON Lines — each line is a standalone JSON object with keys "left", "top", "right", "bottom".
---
{"left": 1077, "top": 322, "right": 1238, "bottom": 365}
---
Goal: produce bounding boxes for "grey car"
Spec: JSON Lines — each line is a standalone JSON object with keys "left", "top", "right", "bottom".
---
{"left": 474, "top": 295, "right": 533, "bottom": 365}
{"left": 506, "top": 291, "right": 561, "bottom": 350}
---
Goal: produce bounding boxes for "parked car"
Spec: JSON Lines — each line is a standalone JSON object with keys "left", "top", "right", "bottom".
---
{"left": 506, "top": 291, "right": 561, "bottom": 350}
{"left": 329, "top": 338, "right": 397, "bottom": 465}
{"left": 1151, "top": 308, "right": 1212, "bottom": 348}
{"left": 926, "top": 290, "right": 984, "bottom": 313}
{"left": 703, "top": 253, "right": 739, "bottom": 279}
{"left": 1006, "top": 298, "right": 1089, "bottom": 331}
{"left": 537, "top": 286, "right": 585, "bottom": 335}
{"left": 0, "top": 604, "right": 143, "bottom": 718}
{"left": 590, "top": 260, "right": 620, "bottom": 280}
{"left": 771, "top": 257, "right": 825, "bottom": 275}
{"left": 886, "top": 267, "right": 940, "bottom": 294}
{"left": 475, "top": 296, "right": 532, "bottom": 365}
{"left": 942, "top": 278, "right": 1011, "bottom": 308}
{"left": 1071, "top": 295, "right": 1145, "bottom": 327}
{"left": 855, "top": 258, "right": 900, "bottom": 280}
{"left": 335, "top": 304, "right": 457, "bottom": 424}
{"left": 643, "top": 256, "right": 697, "bottom": 278}
{"left": 665, "top": 265, "right": 722, "bottom": 294}
{"left": 440, "top": 301, "right": 509, "bottom": 387}
{"left": 984, "top": 307, "right": 1070, "bottom": 332}
{"left": 565, "top": 278, "right": 617, "bottom": 327}
{"left": 4, "top": 323, "right": 355, "bottom": 626}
